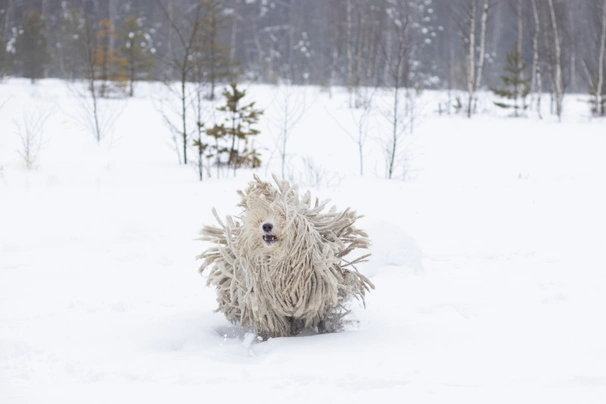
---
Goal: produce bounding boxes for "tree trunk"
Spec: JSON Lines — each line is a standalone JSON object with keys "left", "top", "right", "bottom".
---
{"left": 547, "top": 0, "right": 564, "bottom": 120}
{"left": 3, "top": 0, "right": 13, "bottom": 39}
{"left": 84, "top": 15, "right": 102, "bottom": 143}
{"left": 181, "top": 71, "right": 188, "bottom": 164}
{"left": 569, "top": 7, "right": 578, "bottom": 91}
{"left": 517, "top": 0, "right": 525, "bottom": 109}
{"left": 209, "top": 14, "right": 217, "bottom": 101}
{"left": 466, "top": 0, "right": 477, "bottom": 118}
{"left": 388, "top": 47, "right": 403, "bottom": 180}
{"left": 531, "top": 0, "right": 543, "bottom": 118}
{"left": 229, "top": 111, "right": 237, "bottom": 169}
{"left": 346, "top": 0, "right": 354, "bottom": 103}
{"left": 596, "top": 0, "right": 606, "bottom": 115}
{"left": 541, "top": 6, "right": 556, "bottom": 115}
{"left": 389, "top": 83, "right": 399, "bottom": 179}
{"left": 473, "top": 0, "right": 489, "bottom": 109}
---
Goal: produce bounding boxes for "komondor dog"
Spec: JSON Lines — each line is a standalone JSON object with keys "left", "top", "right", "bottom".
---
{"left": 197, "top": 175, "right": 374, "bottom": 339}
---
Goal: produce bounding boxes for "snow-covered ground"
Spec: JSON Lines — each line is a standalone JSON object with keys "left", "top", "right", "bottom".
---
{"left": 1, "top": 79, "right": 605, "bottom": 403}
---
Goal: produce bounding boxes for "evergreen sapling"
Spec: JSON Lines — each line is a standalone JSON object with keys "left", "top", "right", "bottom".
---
{"left": 491, "top": 50, "right": 531, "bottom": 117}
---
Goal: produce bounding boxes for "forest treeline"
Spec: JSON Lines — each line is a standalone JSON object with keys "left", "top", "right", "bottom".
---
{"left": 0, "top": 0, "right": 605, "bottom": 117}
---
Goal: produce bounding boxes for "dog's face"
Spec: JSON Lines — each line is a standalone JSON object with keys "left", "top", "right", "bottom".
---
{"left": 240, "top": 197, "right": 288, "bottom": 252}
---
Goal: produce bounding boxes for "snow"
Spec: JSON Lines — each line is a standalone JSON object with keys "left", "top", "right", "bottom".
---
{"left": 1, "top": 79, "right": 606, "bottom": 403}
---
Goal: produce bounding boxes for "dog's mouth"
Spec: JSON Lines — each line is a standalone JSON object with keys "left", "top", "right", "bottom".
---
{"left": 262, "top": 234, "right": 278, "bottom": 245}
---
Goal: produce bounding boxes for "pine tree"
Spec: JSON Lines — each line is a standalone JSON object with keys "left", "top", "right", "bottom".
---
{"left": 13, "top": 10, "right": 50, "bottom": 82}
{"left": 118, "top": 14, "right": 155, "bottom": 97}
{"left": 491, "top": 50, "right": 531, "bottom": 117}
{"left": 195, "top": 0, "right": 238, "bottom": 101}
{"left": 207, "top": 82, "right": 263, "bottom": 176}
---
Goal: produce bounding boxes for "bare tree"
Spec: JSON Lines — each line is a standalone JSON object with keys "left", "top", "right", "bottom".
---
{"left": 328, "top": 89, "right": 375, "bottom": 176}
{"left": 585, "top": 0, "right": 606, "bottom": 116}
{"left": 530, "top": 0, "right": 543, "bottom": 118}
{"left": 473, "top": 0, "right": 489, "bottom": 115}
{"left": 192, "top": 79, "right": 211, "bottom": 181}
{"left": 466, "top": 0, "right": 489, "bottom": 117}
{"left": 156, "top": 0, "right": 206, "bottom": 165}
{"left": 453, "top": 0, "right": 491, "bottom": 117}
{"left": 80, "top": 8, "right": 103, "bottom": 142}
{"left": 515, "top": 0, "right": 525, "bottom": 94}
{"left": 267, "top": 82, "right": 307, "bottom": 179}
{"left": 299, "top": 156, "right": 342, "bottom": 189}
{"left": 378, "top": 0, "right": 416, "bottom": 179}
{"left": 14, "top": 105, "right": 52, "bottom": 170}
{"left": 65, "top": 8, "right": 124, "bottom": 144}
{"left": 547, "top": 0, "right": 564, "bottom": 120}
{"left": 596, "top": 0, "right": 606, "bottom": 116}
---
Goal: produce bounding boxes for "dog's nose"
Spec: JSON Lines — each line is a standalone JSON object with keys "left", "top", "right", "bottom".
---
{"left": 262, "top": 223, "right": 273, "bottom": 233}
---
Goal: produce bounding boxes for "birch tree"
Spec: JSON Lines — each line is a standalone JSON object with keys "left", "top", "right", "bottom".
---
{"left": 455, "top": 0, "right": 490, "bottom": 117}
{"left": 515, "top": 0, "right": 525, "bottom": 108}
{"left": 586, "top": 0, "right": 606, "bottom": 116}
{"left": 547, "top": 0, "right": 564, "bottom": 120}
{"left": 596, "top": 0, "right": 606, "bottom": 116}
{"left": 473, "top": 0, "right": 489, "bottom": 116}
{"left": 530, "top": 0, "right": 543, "bottom": 118}
{"left": 466, "top": 0, "right": 477, "bottom": 118}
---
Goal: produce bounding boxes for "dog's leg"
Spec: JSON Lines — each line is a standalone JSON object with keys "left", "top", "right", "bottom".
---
{"left": 287, "top": 317, "right": 305, "bottom": 336}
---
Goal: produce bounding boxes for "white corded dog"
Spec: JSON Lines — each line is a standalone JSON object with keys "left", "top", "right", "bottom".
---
{"left": 198, "top": 175, "right": 373, "bottom": 338}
